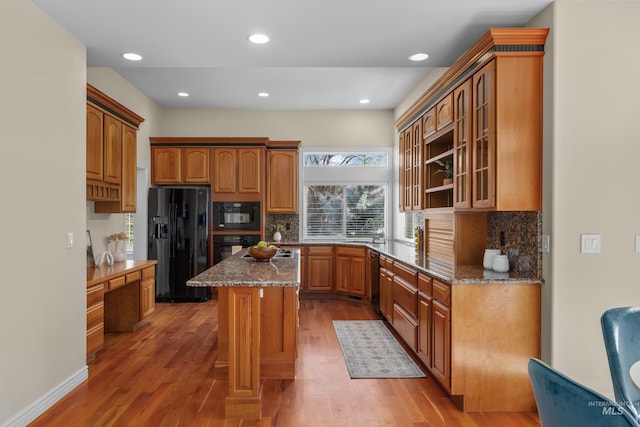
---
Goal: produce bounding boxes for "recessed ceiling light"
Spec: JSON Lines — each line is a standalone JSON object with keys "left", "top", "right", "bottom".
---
{"left": 409, "top": 53, "right": 429, "bottom": 62}
{"left": 359, "top": 99, "right": 370, "bottom": 104}
{"left": 248, "top": 33, "right": 270, "bottom": 44}
{"left": 177, "top": 92, "right": 189, "bottom": 97}
{"left": 258, "top": 92, "right": 269, "bottom": 97}
{"left": 122, "top": 52, "right": 142, "bottom": 61}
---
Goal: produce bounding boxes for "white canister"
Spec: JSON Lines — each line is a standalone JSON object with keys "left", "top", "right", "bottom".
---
{"left": 483, "top": 249, "right": 502, "bottom": 270}
{"left": 492, "top": 255, "right": 510, "bottom": 273}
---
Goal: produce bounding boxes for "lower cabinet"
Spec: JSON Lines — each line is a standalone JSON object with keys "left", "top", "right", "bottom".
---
{"left": 140, "top": 266, "right": 156, "bottom": 318}
{"left": 335, "top": 246, "right": 366, "bottom": 296}
{"left": 216, "top": 286, "right": 298, "bottom": 380}
{"left": 306, "top": 246, "right": 334, "bottom": 292}
{"left": 391, "top": 261, "right": 418, "bottom": 350}
{"left": 379, "top": 255, "right": 394, "bottom": 322}
{"left": 86, "top": 262, "right": 156, "bottom": 361}
{"left": 86, "top": 283, "right": 105, "bottom": 361}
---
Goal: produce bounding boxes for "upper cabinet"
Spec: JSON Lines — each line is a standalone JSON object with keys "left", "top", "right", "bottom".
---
{"left": 396, "top": 28, "right": 549, "bottom": 212}
{"left": 87, "top": 84, "right": 144, "bottom": 213}
{"left": 151, "top": 146, "right": 210, "bottom": 184}
{"left": 212, "top": 146, "right": 263, "bottom": 195}
{"left": 266, "top": 142, "right": 300, "bottom": 214}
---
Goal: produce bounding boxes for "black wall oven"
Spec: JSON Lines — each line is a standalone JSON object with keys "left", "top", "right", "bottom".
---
{"left": 212, "top": 234, "right": 261, "bottom": 264}
{"left": 212, "top": 202, "right": 260, "bottom": 231}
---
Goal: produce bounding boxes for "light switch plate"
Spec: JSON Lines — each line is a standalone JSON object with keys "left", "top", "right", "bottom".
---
{"left": 542, "top": 234, "right": 550, "bottom": 253}
{"left": 635, "top": 235, "right": 640, "bottom": 253}
{"left": 581, "top": 234, "right": 600, "bottom": 253}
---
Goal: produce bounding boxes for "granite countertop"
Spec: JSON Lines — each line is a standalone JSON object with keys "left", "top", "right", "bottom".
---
{"left": 187, "top": 249, "right": 301, "bottom": 287}
{"left": 277, "top": 240, "right": 542, "bottom": 285}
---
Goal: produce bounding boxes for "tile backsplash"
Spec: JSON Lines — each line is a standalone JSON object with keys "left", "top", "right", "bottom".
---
{"left": 486, "top": 211, "right": 542, "bottom": 276}
{"left": 265, "top": 214, "right": 299, "bottom": 242}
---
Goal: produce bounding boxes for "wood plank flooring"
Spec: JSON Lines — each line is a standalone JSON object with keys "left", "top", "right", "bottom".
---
{"left": 31, "top": 296, "right": 540, "bottom": 426}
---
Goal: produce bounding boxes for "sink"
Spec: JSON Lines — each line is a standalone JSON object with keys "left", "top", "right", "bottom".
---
{"left": 242, "top": 248, "right": 293, "bottom": 259}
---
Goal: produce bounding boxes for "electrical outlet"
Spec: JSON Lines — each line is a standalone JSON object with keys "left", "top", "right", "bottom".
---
{"left": 635, "top": 235, "right": 640, "bottom": 253}
{"left": 67, "top": 232, "right": 74, "bottom": 248}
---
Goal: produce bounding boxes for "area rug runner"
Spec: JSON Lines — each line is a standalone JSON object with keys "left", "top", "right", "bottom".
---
{"left": 333, "top": 320, "right": 426, "bottom": 379}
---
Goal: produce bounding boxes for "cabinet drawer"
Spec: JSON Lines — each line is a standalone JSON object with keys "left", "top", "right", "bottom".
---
{"left": 87, "top": 283, "right": 105, "bottom": 307}
{"left": 379, "top": 255, "right": 392, "bottom": 270}
{"left": 142, "top": 266, "right": 155, "bottom": 281}
{"left": 393, "top": 277, "right": 418, "bottom": 318}
{"left": 87, "top": 324, "right": 104, "bottom": 356}
{"left": 418, "top": 273, "right": 432, "bottom": 296}
{"left": 87, "top": 303, "right": 104, "bottom": 331}
{"left": 393, "top": 262, "right": 417, "bottom": 283}
{"left": 432, "top": 279, "right": 451, "bottom": 306}
{"left": 307, "top": 246, "right": 333, "bottom": 256}
{"left": 335, "top": 246, "right": 365, "bottom": 257}
{"left": 393, "top": 304, "right": 418, "bottom": 350}
{"left": 126, "top": 270, "right": 141, "bottom": 283}
{"left": 108, "top": 275, "right": 126, "bottom": 291}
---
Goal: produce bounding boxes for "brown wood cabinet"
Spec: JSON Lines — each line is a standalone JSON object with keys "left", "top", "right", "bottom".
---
{"left": 86, "top": 261, "right": 156, "bottom": 361}
{"left": 86, "top": 283, "right": 105, "bottom": 362}
{"left": 216, "top": 286, "right": 298, "bottom": 380}
{"left": 305, "top": 246, "right": 334, "bottom": 292}
{"left": 395, "top": 28, "right": 548, "bottom": 213}
{"left": 378, "top": 255, "right": 394, "bottom": 322}
{"left": 453, "top": 79, "right": 472, "bottom": 209}
{"left": 392, "top": 261, "right": 419, "bottom": 350}
{"left": 213, "top": 147, "right": 263, "bottom": 196}
{"left": 151, "top": 146, "right": 210, "bottom": 184}
{"left": 266, "top": 149, "right": 298, "bottom": 213}
{"left": 335, "top": 246, "right": 366, "bottom": 297}
{"left": 86, "top": 84, "right": 143, "bottom": 212}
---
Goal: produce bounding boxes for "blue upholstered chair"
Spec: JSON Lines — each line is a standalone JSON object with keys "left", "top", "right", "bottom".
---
{"left": 601, "top": 307, "right": 640, "bottom": 421}
{"left": 528, "top": 358, "right": 639, "bottom": 427}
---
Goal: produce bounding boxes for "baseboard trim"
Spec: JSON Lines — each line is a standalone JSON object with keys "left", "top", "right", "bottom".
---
{"left": 3, "top": 365, "right": 88, "bottom": 427}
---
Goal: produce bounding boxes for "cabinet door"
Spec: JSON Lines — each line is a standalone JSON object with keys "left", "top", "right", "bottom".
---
{"left": 152, "top": 147, "right": 182, "bottom": 184}
{"left": 472, "top": 60, "right": 496, "bottom": 208}
{"left": 306, "top": 246, "right": 333, "bottom": 291}
{"left": 238, "top": 148, "right": 262, "bottom": 193}
{"left": 266, "top": 150, "right": 298, "bottom": 213}
{"left": 453, "top": 79, "right": 472, "bottom": 209}
{"left": 86, "top": 104, "right": 104, "bottom": 181}
{"left": 402, "top": 126, "right": 413, "bottom": 211}
{"left": 436, "top": 94, "right": 453, "bottom": 130}
{"left": 103, "top": 115, "right": 122, "bottom": 185}
{"left": 418, "top": 294, "right": 432, "bottom": 368}
{"left": 423, "top": 107, "right": 436, "bottom": 137}
{"left": 183, "top": 147, "right": 210, "bottom": 183}
{"left": 411, "top": 120, "right": 423, "bottom": 211}
{"left": 351, "top": 255, "right": 366, "bottom": 296}
{"left": 120, "top": 124, "right": 137, "bottom": 212}
{"left": 213, "top": 147, "right": 236, "bottom": 192}
{"left": 335, "top": 255, "right": 350, "bottom": 293}
{"left": 432, "top": 299, "right": 451, "bottom": 389}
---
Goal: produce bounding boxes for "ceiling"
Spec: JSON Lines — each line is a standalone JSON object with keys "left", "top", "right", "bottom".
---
{"left": 31, "top": 0, "right": 552, "bottom": 110}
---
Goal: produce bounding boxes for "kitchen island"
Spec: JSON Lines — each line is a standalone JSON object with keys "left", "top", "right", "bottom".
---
{"left": 187, "top": 248, "right": 300, "bottom": 420}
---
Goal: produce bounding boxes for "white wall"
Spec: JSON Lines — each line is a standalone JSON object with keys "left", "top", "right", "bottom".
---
{"left": 157, "top": 109, "right": 394, "bottom": 148}
{"left": 86, "top": 68, "right": 164, "bottom": 255}
{"left": 544, "top": 0, "right": 640, "bottom": 395}
{"left": 0, "top": 0, "right": 87, "bottom": 424}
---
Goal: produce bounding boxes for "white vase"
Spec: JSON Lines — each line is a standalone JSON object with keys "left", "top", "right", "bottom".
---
{"left": 483, "top": 249, "right": 501, "bottom": 270}
{"left": 492, "top": 255, "right": 510, "bottom": 273}
{"left": 112, "top": 240, "right": 126, "bottom": 262}
{"left": 272, "top": 231, "right": 282, "bottom": 242}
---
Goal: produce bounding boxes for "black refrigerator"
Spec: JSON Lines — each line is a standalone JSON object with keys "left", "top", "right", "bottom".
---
{"left": 148, "top": 187, "right": 211, "bottom": 302}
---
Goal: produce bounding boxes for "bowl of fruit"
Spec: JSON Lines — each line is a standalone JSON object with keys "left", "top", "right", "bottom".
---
{"left": 247, "top": 241, "right": 278, "bottom": 262}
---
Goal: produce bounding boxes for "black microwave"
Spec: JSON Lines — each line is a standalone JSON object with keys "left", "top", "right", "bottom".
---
{"left": 212, "top": 202, "right": 260, "bottom": 231}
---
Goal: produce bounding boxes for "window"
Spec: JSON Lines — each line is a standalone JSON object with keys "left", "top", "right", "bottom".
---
{"left": 302, "top": 150, "right": 390, "bottom": 241}
{"left": 403, "top": 212, "right": 424, "bottom": 240}
{"left": 124, "top": 213, "right": 134, "bottom": 259}
{"left": 305, "top": 185, "right": 385, "bottom": 239}
{"left": 304, "top": 153, "right": 388, "bottom": 167}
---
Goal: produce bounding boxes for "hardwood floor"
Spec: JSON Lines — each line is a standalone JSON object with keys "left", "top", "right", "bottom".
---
{"left": 31, "top": 296, "right": 540, "bottom": 426}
